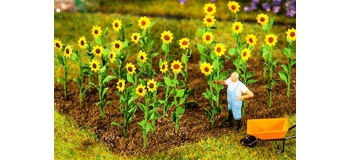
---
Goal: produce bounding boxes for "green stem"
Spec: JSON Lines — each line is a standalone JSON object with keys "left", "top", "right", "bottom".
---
{"left": 287, "top": 58, "right": 292, "bottom": 98}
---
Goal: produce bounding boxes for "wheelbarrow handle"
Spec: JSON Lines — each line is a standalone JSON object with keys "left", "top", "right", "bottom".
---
{"left": 288, "top": 124, "right": 296, "bottom": 131}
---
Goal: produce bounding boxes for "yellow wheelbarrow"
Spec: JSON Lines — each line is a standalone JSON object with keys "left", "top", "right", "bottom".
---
{"left": 240, "top": 118, "right": 296, "bottom": 153}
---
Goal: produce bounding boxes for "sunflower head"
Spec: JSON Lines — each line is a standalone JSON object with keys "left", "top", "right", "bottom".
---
{"left": 179, "top": 38, "right": 190, "bottom": 50}
{"left": 241, "top": 48, "right": 251, "bottom": 61}
{"left": 91, "top": 25, "right": 102, "bottom": 38}
{"left": 138, "top": 51, "right": 148, "bottom": 63}
{"left": 63, "top": 45, "right": 73, "bottom": 58}
{"left": 256, "top": 13, "right": 269, "bottom": 25}
{"left": 112, "top": 19, "right": 122, "bottom": 32}
{"left": 125, "top": 63, "right": 136, "bottom": 75}
{"left": 171, "top": 60, "right": 183, "bottom": 74}
{"left": 213, "top": 43, "right": 226, "bottom": 57}
{"left": 203, "top": 3, "right": 216, "bottom": 15}
{"left": 265, "top": 34, "right": 278, "bottom": 47}
{"left": 136, "top": 84, "right": 146, "bottom": 97}
{"left": 200, "top": 62, "right": 213, "bottom": 76}
{"left": 116, "top": 79, "right": 126, "bottom": 92}
{"left": 89, "top": 59, "right": 100, "bottom": 72}
{"left": 112, "top": 40, "right": 123, "bottom": 51}
{"left": 108, "top": 50, "right": 116, "bottom": 63}
{"left": 286, "top": 28, "right": 296, "bottom": 41}
{"left": 138, "top": 16, "right": 151, "bottom": 30}
{"left": 54, "top": 39, "right": 63, "bottom": 50}
{"left": 202, "top": 32, "right": 214, "bottom": 45}
{"left": 231, "top": 22, "right": 243, "bottom": 35}
{"left": 130, "top": 33, "right": 141, "bottom": 44}
{"left": 77, "top": 36, "right": 87, "bottom": 49}
{"left": 161, "top": 30, "right": 174, "bottom": 44}
{"left": 245, "top": 34, "right": 258, "bottom": 47}
{"left": 147, "top": 79, "right": 157, "bottom": 93}
{"left": 227, "top": 1, "right": 240, "bottom": 13}
{"left": 160, "top": 61, "right": 168, "bottom": 74}
{"left": 92, "top": 45, "right": 104, "bottom": 57}
{"left": 203, "top": 14, "right": 216, "bottom": 27}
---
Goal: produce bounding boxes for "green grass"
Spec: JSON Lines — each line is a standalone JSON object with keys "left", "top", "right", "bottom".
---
{"left": 55, "top": 109, "right": 295, "bottom": 159}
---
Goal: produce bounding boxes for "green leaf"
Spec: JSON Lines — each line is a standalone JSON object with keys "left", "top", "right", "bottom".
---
{"left": 225, "top": 55, "right": 234, "bottom": 62}
{"left": 212, "top": 60, "right": 219, "bottom": 70}
{"left": 278, "top": 71, "right": 288, "bottom": 84}
{"left": 291, "top": 59, "right": 296, "bottom": 67}
{"left": 103, "top": 27, "right": 108, "bottom": 36}
{"left": 176, "top": 89, "right": 185, "bottom": 98}
{"left": 125, "top": 22, "right": 133, "bottom": 28}
{"left": 263, "top": 62, "right": 269, "bottom": 68}
{"left": 179, "top": 97, "right": 186, "bottom": 105}
{"left": 138, "top": 119, "right": 148, "bottom": 127}
{"left": 214, "top": 84, "right": 224, "bottom": 92}
{"left": 205, "top": 109, "right": 211, "bottom": 118}
{"left": 102, "top": 88, "right": 109, "bottom": 98}
{"left": 138, "top": 103, "right": 147, "bottom": 112}
{"left": 57, "top": 55, "right": 64, "bottom": 65}
{"left": 181, "top": 54, "right": 188, "bottom": 64}
{"left": 262, "top": 48, "right": 269, "bottom": 60}
{"left": 102, "top": 75, "right": 116, "bottom": 84}
{"left": 283, "top": 47, "right": 292, "bottom": 58}
{"left": 198, "top": 28, "right": 205, "bottom": 37}
{"left": 95, "top": 37, "right": 102, "bottom": 45}
{"left": 127, "top": 74, "right": 134, "bottom": 84}
{"left": 72, "top": 52, "right": 80, "bottom": 63}
{"left": 213, "top": 106, "right": 222, "bottom": 115}
{"left": 73, "top": 78, "right": 80, "bottom": 85}
{"left": 186, "top": 88, "right": 195, "bottom": 97}
{"left": 157, "top": 81, "right": 164, "bottom": 87}
{"left": 200, "top": 54, "right": 207, "bottom": 62}
{"left": 178, "top": 80, "right": 185, "bottom": 88}
{"left": 196, "top": 44, "right": 206, "bottom": 55}
{"left": 111, "top": 122, "right": 121, "bottom": 127}
{"left": 176, "top": 107, "right": 185, "bottom": 115}
{"left": 158, "top": 58, "right": 163, "bottom": 68}
{"left": 247, "top": 79, "right": 258, "bottom": 85}
{"left": 158, "top": 99, "right": 166, "bottom": 104}
{"left": 219, "top": 71, "right": 228, "bottom": 80}
{"left": 161, "top": 43, "right": 169, "bottom": 53}
{"left": 141, "top": 28, "right": 146, "bottom": 37}
{"left": 281, "top": 64, "right": 289, "bottom": 73}
{"left": 151, "top": 52, "right": 159, "bottom": 59}
{"left": 171, "top": 112, "right": 177, "bottom": 122}
{"left": 246, "top": 71, "right": 254, "bottom": 79}
{"left": 228, "top": 48, "right": 236, "bottom": 56}
{"left": 166, "top": 55, "right": 176, "bottom": 63}
{"left": 269, "top": 17, "right": 275, "bottom": 28}
{"left": 149, "top": 21, "right": 156, "bottom": 29}
{"left": 262, "top": 24, "right": 268, "bottom": 32}
{"left": 164, "top": 77, "right": 172, "bottom": 86}
{"left": 57, "top": 78, "right": 65, "bottom": 83}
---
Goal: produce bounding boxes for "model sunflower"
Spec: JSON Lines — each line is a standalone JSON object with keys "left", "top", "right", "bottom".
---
{"left": 130, "top": 33, "right": 141, "bottom": 44}
{"left": 136, "top": 84, "right": 146, "bottom": 97}
{"left": 112, "top": 19, "right": 122, "bottom": 32}
{"left": 77, "top": 36, "right": 87, "bottom": 49}
{"left": 179, "top": 38, "right": 190, "bottom": 50}
{"left": 232, "top": 22, "right": 243, "bottom": 35}
{"left": 202, "top": 32, "right": 214, "bottom": 45}
{"left": 92, "top": 45, "right": 104, "bottom": 57}
{"left": 138, "top": 50, "right": 147, "bottom": 63}
{"left": 245, "top": 34, "right": 258, "bottom": 47}
{"left": 203, "top": 3, "right": 216, "bottom": 15}
{"left": 200, "top": 62, "right": 213, "bottom": 76}
{"left": 213, "top": 43, "right": 226, "bottom": 57}
{"left": 147, "top": 79, "right": 157, "bottom": 93}
{"left": 160, "top": 61, "right": 168, "bottom": 74}
{"left": 89, "top": 59, "right": 100, "bottom": 72}
{"left": 161, "top": 30, "right": 174, "bottom": 44}
{"left": 63, "top": 45, "right": 73, "bottom": 58}
{"left": 116, "top": 79, "right": 126, "bottom": 92}
{"left": 286, "top": 28, "right": 296, "bottom": 41}
{"left": 108, "top": 50, "right": 116, "bottom": 63}
{"left": 138, "top": 16, "right": 151, "bottom": 30}
{"left": 227, "top": 1, "right": 240, "bottom": 14}
{"left": 112, "top": 40, "right": 123, "bottom": 52}
{"left": 91, "top": 25, "right": 102, "bottom": 38}
{"left": 256, "top": 13, "right": 269, "bottom": 25}
{"left": 265, "top": 34, "right": 278, "bottom": 47}
{"left": 125, "top": 63, "right": 136, "bottom": 75}
{"left": 171, "top": 60, "right": 183, "bottom": 74}
{"left": 203, "top": 14, "right": 216, "bottom": 27}
{"left": 54, "top": 39, "right": 63, "bottom": 50}
{"left": 241, "top": 48, "right": 251, "bottom": 61}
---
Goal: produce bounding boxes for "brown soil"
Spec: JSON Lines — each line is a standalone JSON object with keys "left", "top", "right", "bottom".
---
{"left": 54, "top": 53, "right": 296, "bottom": 157}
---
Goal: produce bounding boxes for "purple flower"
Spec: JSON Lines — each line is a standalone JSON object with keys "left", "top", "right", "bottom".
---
{"left": 273, "top": 6, "right": 280, "bottom": 13}
{"left": 178, "top": 0, "right": 187, "bottom": 4}
{"left": 273, "top": 0, "right": 281, "bottom": 6}
{"left": 262, "top": 2, "right": 271, "bottom": 12}
{"left": 210, "top": 0, "right": 216, "bottom": 2}
{"left": 244, "top": 6, "right": 250, "bottom": 12}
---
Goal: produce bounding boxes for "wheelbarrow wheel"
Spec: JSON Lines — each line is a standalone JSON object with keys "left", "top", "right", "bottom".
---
{"left": 240, "top": 135, "right": 258, "bottom": 148}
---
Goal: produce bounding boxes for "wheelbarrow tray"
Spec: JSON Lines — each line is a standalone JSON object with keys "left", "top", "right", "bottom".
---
{"left": 247, "top": 118, "right": 289, "bottom": 140}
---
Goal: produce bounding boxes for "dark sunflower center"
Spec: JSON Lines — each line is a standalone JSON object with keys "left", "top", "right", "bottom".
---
{"left": 56, "top": 43, "right": 60, "bottom": 48}
{"left": 206, "top": 35, "right": 210, "bottom": 41}
{"left": 182, "top": 41, "right": 188, "bottom": 45}
{"left": 260, "top": 17, "right": 265, "bottom": 22}
{"left": 149, "top": 83, "right": 154, "bottom": 88}
{"left": 207, "top": 18, "right": 212, "bottom": 22}
{"left": 114, "top": 23, "right": 118, "bottom": 28}
{"left": 164, "top": 35, "right": 170, "bottom": 41}
{"left": 115, "top": 43, "right": 120, "bottom": 48}
{"left": 96, "top": 49, "right": 100, "bottom": 54}
{"left": 231, "top": 5, "right": 236, "bottom": 10}
{"left": 249, "top": 38, "right": 253, "bottom": 43}
{"left": 243, "top": 52, "right": 247, "bottom": 57}
{"left": 174, "top": 64, "right": 180, "bottom": 69}
{"left": 94, "top": 30, "right": 98, "bottom": 34}
{"left": 208, "top": 7, "right": 212, "bottom": 12}
{"left": 134, "top": 36, "right": 137, "bottom": 40}
{"left": 216, "top": 47, "right": 221, "bottom": 52}
{"left": 204, "top": 67, "right": 209, "bottom": 72}
{"left": 110, "top": 54, "right": 113, "bottom": 59}
{"left": 119, "top": 82, "right": 122, "bottom": 87}
{"left": 128, "top": 67, "right": 133, "bottom": 72}
{"left": 80, "top": 40, "right": 85, "bottom": 46}
{"left": 65, "top": 49, "right": 69, "bottom": 54}
{"left": 93, "top": 64, "right": 97, "bottom": 68}
{"left": 138, "top": 88, "right": 143, "bottom": 93}
{"left": 162, "top": 64, "right": 166, "bottom": 69}
{"left": 235, "top": 25, "right": 239, "bottom": 30}
{"left": 290, "top": 32, "right": 295, "bottom": 37}
{"left": 142, "top": 20, "right": 146, "bottom": 25}
{"left": 268, "top": 37, "right": 274, "bottom": 43}
{"left": 141, "top": 56, "right": 144, "bottom": 60}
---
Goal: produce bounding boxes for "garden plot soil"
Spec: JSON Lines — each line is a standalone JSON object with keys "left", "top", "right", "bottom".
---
{"left": 54, "top": 54, "right": 296, "bottom": 157}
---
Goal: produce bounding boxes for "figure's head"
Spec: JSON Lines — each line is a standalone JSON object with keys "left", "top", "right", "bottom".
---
{"left": 230, "top": 72, "right": 239, "bottom": 82}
